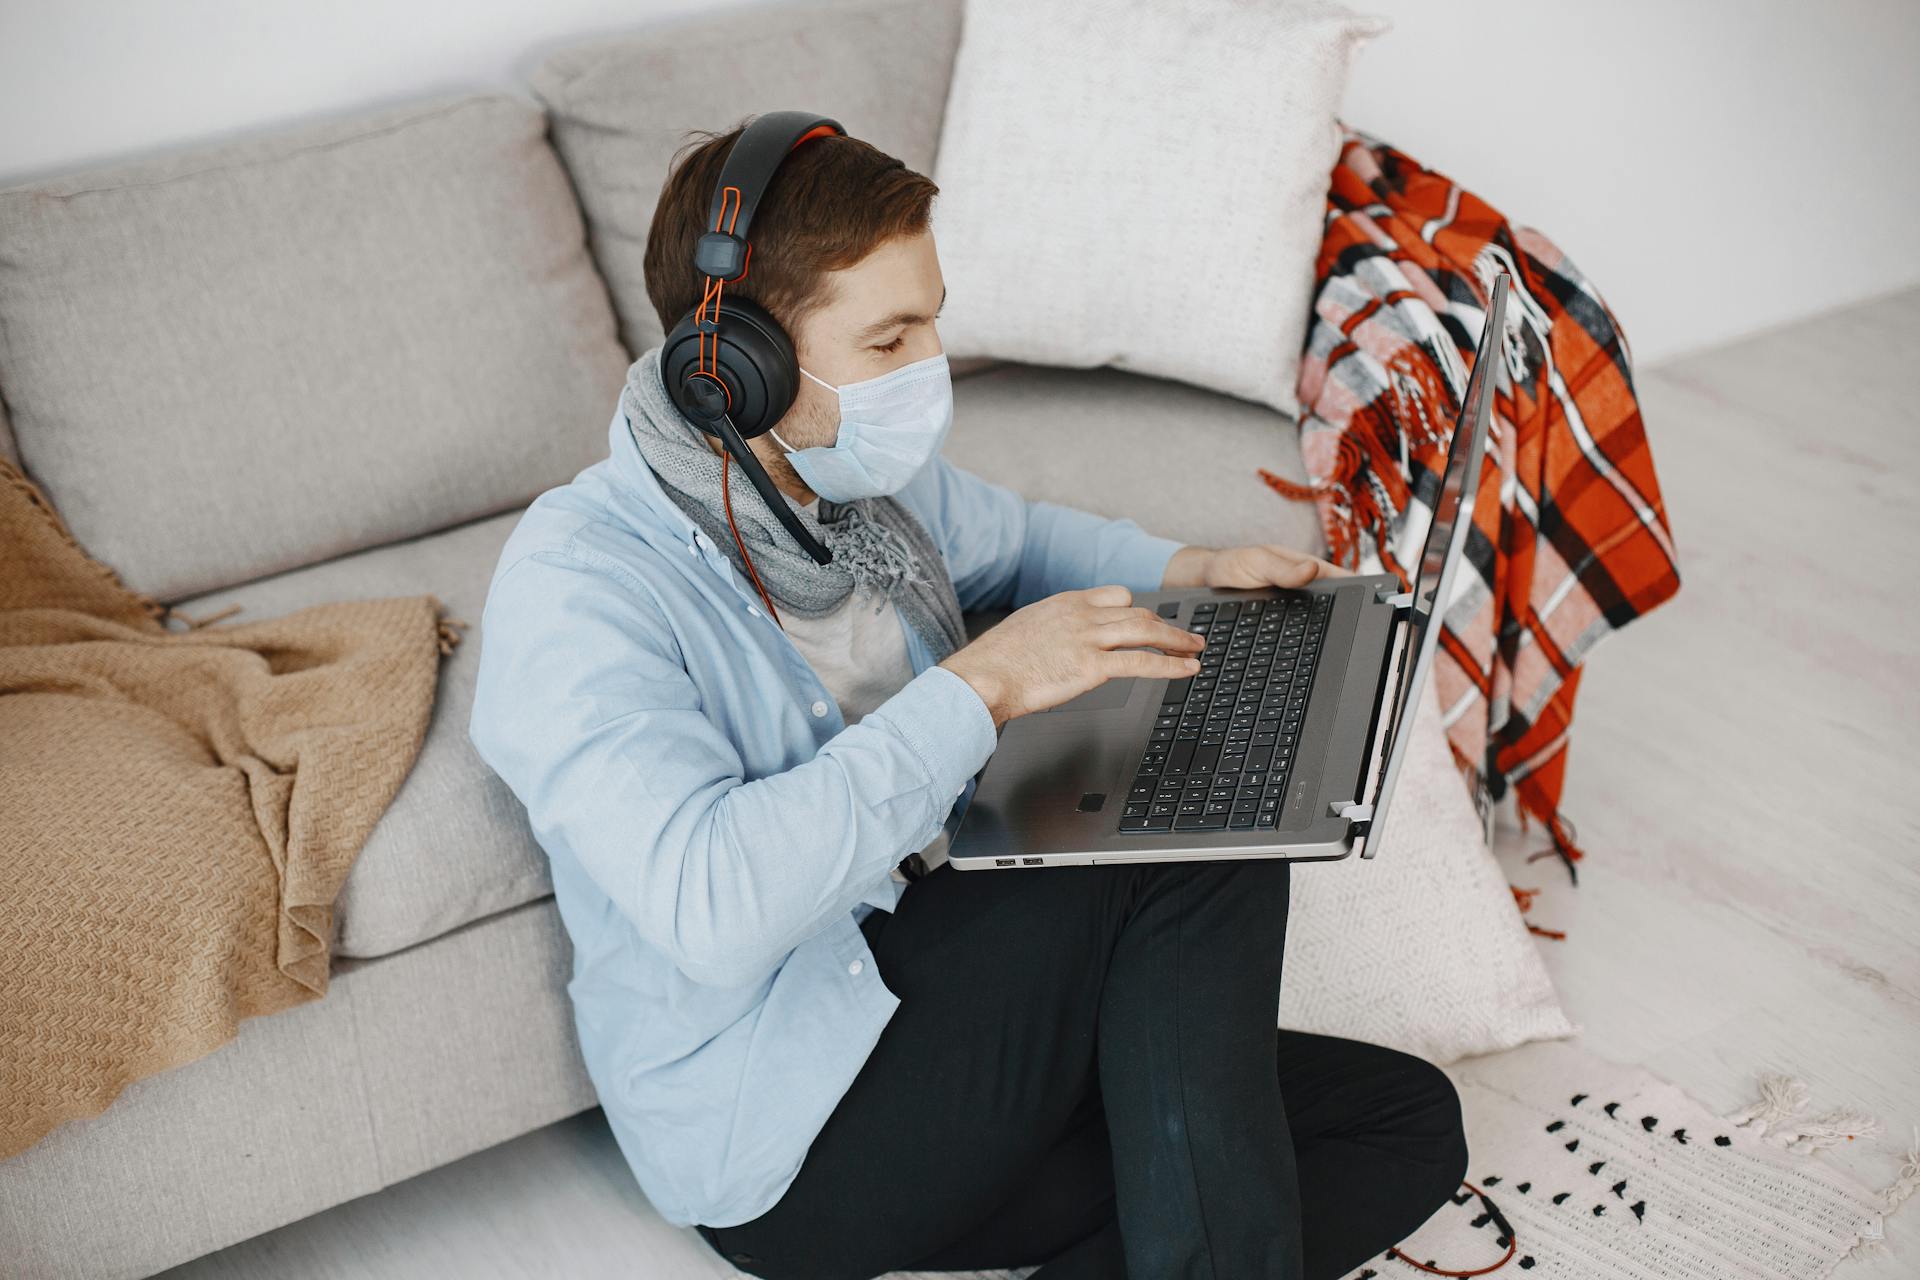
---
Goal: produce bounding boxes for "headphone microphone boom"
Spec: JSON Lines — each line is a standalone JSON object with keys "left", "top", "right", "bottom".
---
{"left": 661, "top": 110, "right": 845, "bottom": 570}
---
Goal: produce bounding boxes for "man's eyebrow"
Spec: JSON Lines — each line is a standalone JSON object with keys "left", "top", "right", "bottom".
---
{"left": 851, "top": 285, "right": 947, "bottom": 340}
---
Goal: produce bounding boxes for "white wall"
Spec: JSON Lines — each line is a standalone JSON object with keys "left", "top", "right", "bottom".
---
{"left": 1341, "top": 0, "right": 1920, "bottom": 363}
{"left": 2, "top": 0, "right": 1915, "bottom": 365}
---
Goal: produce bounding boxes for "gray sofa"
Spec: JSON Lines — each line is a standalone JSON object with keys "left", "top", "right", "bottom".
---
{"left": 0, "top": 1, "right": 1322, "bottom": 1275}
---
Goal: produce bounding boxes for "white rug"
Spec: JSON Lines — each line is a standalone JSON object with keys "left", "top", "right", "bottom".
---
{"left": 1340, "top": 1041, "right": 1917, "bottom": 1279}
{"left": 877, "top": 1041, "right": 1915, "bottom": 1280}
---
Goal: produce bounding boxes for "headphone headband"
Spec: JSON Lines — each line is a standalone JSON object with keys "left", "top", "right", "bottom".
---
{"left": 691, "top": 111, "right": 844, "bottom": 311}
{"left": 663, "top": 110, "right": 844, "bottom": 568}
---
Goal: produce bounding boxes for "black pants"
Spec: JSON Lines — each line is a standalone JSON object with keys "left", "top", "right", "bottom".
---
{"left": 695, "top": 856, "right": 1467, "bottom": 1280}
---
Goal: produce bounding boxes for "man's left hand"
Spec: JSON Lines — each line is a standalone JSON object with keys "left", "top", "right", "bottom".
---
{"left": 1160, "top": 543, "right": 1351, "bottom": 591}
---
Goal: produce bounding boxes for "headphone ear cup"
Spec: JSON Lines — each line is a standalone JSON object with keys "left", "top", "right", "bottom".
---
{"left": 661, "top": 295, "right": 799, "bottom": 440}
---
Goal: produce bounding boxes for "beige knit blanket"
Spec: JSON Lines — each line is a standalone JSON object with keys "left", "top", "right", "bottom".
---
{"left": 0, "top": 459, "right": 460, "bottom": 1159}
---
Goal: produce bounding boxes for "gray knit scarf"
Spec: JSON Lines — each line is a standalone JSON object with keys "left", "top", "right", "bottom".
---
{"left": 619, "top": 347, "right": 967, "bottom": 661}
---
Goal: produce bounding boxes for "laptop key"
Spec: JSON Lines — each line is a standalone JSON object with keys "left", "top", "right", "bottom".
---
{"left": 1121, "top": 815, "right": 1173, "bottom": 833}
{"left": 1173, "top": 811, "right": 1228, "bottom": 831}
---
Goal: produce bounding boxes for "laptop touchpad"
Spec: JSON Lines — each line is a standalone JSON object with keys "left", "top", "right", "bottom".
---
{"left": 1045, "top": 679, "right": 1135, "bottom": 713}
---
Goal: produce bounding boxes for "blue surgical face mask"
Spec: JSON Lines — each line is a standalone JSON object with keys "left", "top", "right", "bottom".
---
{"left": 770, "top": 351, "right": 953, "bottom": 501}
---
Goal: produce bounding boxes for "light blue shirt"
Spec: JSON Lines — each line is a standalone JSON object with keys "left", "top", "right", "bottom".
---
{"left": 467, "top": 401, "right": 1181, "bottom": 1229}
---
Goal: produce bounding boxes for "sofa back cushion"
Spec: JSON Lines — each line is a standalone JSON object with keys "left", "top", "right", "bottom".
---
{"left": 530, "top": 0, "right": 963, "bottom": 358}
{"left": 0, "top": 94, "right": 629, "bottom": 601}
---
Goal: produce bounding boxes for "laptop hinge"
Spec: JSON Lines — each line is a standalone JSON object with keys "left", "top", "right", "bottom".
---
{"left": 1330, "top": 799, "right": 1373, "bottom": 833}
{"left": 1331, "top": 798, "right": 1378, "bottom": 859}
{"left": 1376, "top": 587, "right": 1416, "bottom": 612}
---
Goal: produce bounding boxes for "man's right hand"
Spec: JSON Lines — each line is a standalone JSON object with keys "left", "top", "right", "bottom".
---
{"left": 939, "top": 585, "right": 1205, "bottom": 729}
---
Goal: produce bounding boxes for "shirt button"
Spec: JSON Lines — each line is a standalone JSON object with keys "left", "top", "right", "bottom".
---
{"left": 747, "top": 604, "right": 761, "bottom": 618}
{"left": 811, "top": 700, "right": 829, "bottom": 717}
{"left": 847, "top": 959, "right": 863, "bottom": 975}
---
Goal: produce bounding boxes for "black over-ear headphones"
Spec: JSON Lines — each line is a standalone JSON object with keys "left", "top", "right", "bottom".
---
{"left": 661, "top": 110, "right": 845, "bottom": 571}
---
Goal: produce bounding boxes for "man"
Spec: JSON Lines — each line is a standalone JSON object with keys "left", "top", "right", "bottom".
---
{"left": 469, "top": 121, "right": 1466, "bottom": 1280}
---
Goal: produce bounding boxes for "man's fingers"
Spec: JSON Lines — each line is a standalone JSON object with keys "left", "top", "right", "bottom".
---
{"left": 1094, "top": 609, "right": 1204, "bottom": 650}
{"left": 1103, "top": 648, "right": 1202, "bottom": 681}
{"left": 1315, "top": 556, "right": 1356, "bottom": 579}
{"left": 1100, "top": 617, "right": 1204, "bottom": 653}
{"left": 1272, "top": 547, "right": 1351, "bottom": 581}
{"left": 1088, "top": 604, "right": 1166, "bottom": 628}
{"left": 1256, "top": 546, "right": 1320, "bottom": 586}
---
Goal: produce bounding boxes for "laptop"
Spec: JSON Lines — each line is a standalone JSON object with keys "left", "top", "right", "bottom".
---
{"left": 945, "top": 271, "right": 1510, "bottom": 870}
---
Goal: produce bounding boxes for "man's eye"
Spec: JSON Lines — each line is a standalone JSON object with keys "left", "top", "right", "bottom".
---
{"left": 876, "top": 335, "right": 906, "bottom": 353}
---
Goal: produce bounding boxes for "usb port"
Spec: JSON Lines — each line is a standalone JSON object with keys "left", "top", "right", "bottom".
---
{"left": 1022, "top": 857, "right": 1044, "bottom": 865}
{"left": 994, "top": 857, "right": 1015, "bottom": 866}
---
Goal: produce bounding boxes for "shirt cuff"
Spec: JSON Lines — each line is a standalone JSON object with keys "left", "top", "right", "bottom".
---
{"left": 869, "top": 663, "right": 999, "bottom": 805}
{"left": 1109, "top": 525, "right": 1186, "bottom": 593}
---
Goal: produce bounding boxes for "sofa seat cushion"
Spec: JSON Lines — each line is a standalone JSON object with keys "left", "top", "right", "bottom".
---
{"left": 172, "top": 510, "right": 550, "bottom": 961}
{"left": 0, "top": 93, "right": 629, "bottom": 603}
{"left": 946, "top": 361, "right": 1327, "bottom": 559}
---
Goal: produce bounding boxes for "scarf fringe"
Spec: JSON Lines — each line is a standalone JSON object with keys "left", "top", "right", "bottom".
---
{"left": 826, "top": 502, "right": 933, "bottom": 597}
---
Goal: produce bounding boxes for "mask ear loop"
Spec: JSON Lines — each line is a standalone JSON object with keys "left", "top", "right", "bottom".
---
{"left": 720, "top": 448, "right": 783, "bottom": 630}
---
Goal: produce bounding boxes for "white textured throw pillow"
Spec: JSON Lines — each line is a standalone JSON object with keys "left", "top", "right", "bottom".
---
{"left": 1278, "top": 677, "right": 1575, "bottom": 1064}
{"left": 929, "top": 0, "right": 1388, "bottom": 416}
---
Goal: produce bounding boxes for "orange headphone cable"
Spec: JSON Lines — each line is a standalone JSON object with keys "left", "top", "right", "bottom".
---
{"left": 1387, "top": 1181, "right": 1519, "bottom": 1276}
{"left": 721, "top": 449, "right": 783, "bottom": 629}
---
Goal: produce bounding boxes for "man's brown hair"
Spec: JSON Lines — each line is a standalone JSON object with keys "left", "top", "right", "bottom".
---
{"left": 643, "top": 117, "right": 940, "bottom": 343}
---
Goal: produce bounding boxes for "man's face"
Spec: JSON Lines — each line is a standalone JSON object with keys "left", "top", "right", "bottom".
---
{"left": 747, "top": 228, "right": 946, "bottom": 491}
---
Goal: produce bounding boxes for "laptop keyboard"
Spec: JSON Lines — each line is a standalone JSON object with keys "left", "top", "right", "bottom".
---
{"left": 1119, "top": 593, "right": 1333, "bottom": 834}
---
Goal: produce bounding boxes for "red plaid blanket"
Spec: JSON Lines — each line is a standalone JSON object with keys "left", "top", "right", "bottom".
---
{"left": 1263, "top": 130, "right": 1682, "bottom": 875}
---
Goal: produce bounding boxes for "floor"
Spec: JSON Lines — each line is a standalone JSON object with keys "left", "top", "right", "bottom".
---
{"left": 162, "top": 289, "right": 1920, "bottom": 1279}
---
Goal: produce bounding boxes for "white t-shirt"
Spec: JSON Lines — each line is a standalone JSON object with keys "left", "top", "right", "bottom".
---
{"left": 779, "top": 499, "right": 951, "bottom": 882}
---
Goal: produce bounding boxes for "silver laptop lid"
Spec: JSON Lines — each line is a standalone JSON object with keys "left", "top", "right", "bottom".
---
{"left": 1355, "top": 271, "right": 1509, "bottom": 859}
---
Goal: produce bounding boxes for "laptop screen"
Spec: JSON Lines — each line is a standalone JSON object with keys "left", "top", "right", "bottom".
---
{"left": 1357, "top": 272, "right": 1508, "bottom": 857}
